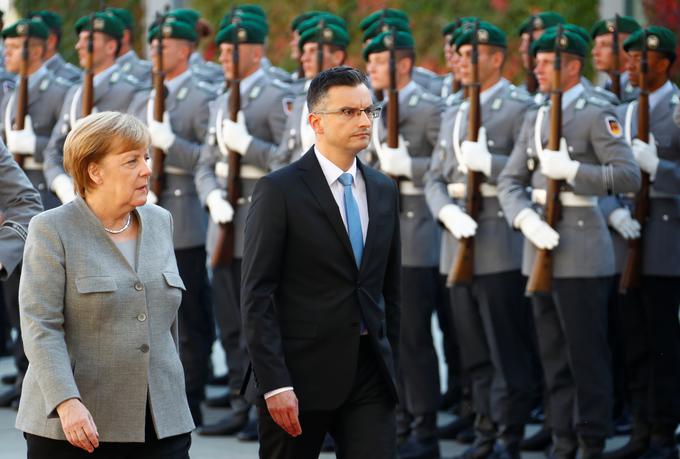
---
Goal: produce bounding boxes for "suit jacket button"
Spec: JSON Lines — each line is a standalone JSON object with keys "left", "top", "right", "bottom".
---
{"left": 139, "top": 344, "right": 150, "bottom": 353}
{"left": 662, "top": 214, "right": 669, "bottom": 221}
{"left": 134, "top": 282, "right": 144, "bottom": 291}
{"left": 137, "top": 313, "right": 147, "bottom": 322}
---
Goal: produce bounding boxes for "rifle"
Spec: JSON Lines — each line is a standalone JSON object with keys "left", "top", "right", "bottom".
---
{"left": 619, "top": 29, "right": 650, "bottom": 293}
{"left": 150, "top": 13, "right": 166, "bottom": 197}
{"left": 81, "top": 13, "right": 95, "bottom": 116}
{"left": 526, "top": 25, "right": 564, "bottom": 294}
{"left": 609, "top": 14, "right": 621, "bottom": 99}
{"left": 447, "top": 21, "right": 482, "bottom": 286}
{"left": 526, "top": 16, "right": 539, "bottom": 94}
{"left": 12, "top": 27, "right": 30, "bottom": 168}
{"left": 211, "top": 25, "right": 243, "bottom": 268}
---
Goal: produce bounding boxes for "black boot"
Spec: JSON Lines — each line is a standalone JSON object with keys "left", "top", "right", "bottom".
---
{"left": 638, "top": 424, "right": 679, "bottom": 459}
{"left": 197, "top": 395, "right": 249, "bottom": 436}
{"left": 494, "top": 425, "right": 524, "bottom": 459}
{"left": 438, "top": 391, "right": 474, "bottom": 440}
{"left": 454, "top": 414, "right": 496, "bottom": 459}
{"left": 398, "top": 413, "right": 440, "bottom": 459}
{"left": 521, "top": 425, "right": 553, "bottom": 451}
{"left": 397, "top": 406, "right": 414, "bottom": 446}
{"left": 578, "top": 435, "right": 606, "bottom": 459}
{"left": 603, "top": 416, "right": 651, "bottom": 459}
{"left": 550, "top": 431, "right": 578, "bottom": 459}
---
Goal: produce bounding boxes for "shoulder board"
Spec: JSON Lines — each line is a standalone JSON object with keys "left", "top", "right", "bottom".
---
{"left": 419, "top": 92, "right": 440, "bottom": 104}
{"left": 506, "top": 85, "right": 531, "bottom": 102}
{"left": 271, "top": 78, "right": 291, "bottom": 91}
{"left": 53, "top": 75, "right": 73, "bottom": 87}
{"left": 197, "top": 79, "right": 222, "bottom": 96}
{"left": 671, "top": 93, "right": 679, "bottom": 106}
{"left": 414, "top": 66, "right": 437, "bottom": 78}
{"left": 587, "top": 96, "right": 610, "bottom": 107}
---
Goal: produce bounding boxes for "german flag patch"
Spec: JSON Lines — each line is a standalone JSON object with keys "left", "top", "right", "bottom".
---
{"left": 606, "top": 116, "right": 622, "bottom": 138}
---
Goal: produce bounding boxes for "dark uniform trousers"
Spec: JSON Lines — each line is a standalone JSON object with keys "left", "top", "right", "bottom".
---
{"left": 257, "top": 336, "right": 397, "bottom": 459}
{"left": 174, "top": 246, "right": 215, "bottom": 423}
{"left": 3, "top": 264, "right": 27, "bottom": 386}
{"left": 531, "top": 277, "right": 613, "bottom": 438}
{"left": 435, "top": 274, "right": 465, "bottom": 400}
{"left": 619, "top": 277, "right": 680, "bottom": 425}
{"left": 25, "top": 403, "right": 191, "bottom": 459}
{"left": 212, "top": 259, "right": 249, "bottom": 394}
{"left": 450, "top": 270, "right": 538, "bottom": 426}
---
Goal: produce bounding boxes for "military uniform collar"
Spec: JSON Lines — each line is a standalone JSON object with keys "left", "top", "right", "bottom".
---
{"left": 398, "top": 80, "right": 418, "bottom": 106}
{"left": 165, "top": 69, "right": 192, "bottom": 94}
{"left": 480, "top": 78, "right": 506, "bottom": 106}
{"left": 117, "top": 50, "right": 139, "bottom": 66}
{"left": 561, "top": 83, "right": 584, "bottom": 109}
{"left": 649, "top": 80, "right": 673, "bottom": 112}
{"left": 44, "top": 53, "right": 64, "bottom": 70}
{"left": 28, "top": 65, "right": 49, "bottom": 91}
{"left": 189, "top": 52, "right": 204, "bottom": 66}
{"left": 240, "top": 67, "right": 265, "bottom": 98}
{"left": 93, "top": 63, "right": 120, "bottom": 86}
{"left": 304, "top": 79, "right": 312, "bottom": 92}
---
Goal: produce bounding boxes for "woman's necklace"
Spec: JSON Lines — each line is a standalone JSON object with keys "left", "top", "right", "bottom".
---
{"left": 104, "top": 213, "right": 132, "bottom": 234}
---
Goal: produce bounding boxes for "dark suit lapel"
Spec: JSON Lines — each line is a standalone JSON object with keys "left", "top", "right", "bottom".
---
{"left": 358, "top": 161, "right": 380, "bottom": 273}
{"left": 298, "top": 149, "right": 356, "bottom": 266}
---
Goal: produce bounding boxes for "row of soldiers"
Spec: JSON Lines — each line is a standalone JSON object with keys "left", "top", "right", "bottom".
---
{"left": 0, "top": 5, "right": 678, "bottom": 459}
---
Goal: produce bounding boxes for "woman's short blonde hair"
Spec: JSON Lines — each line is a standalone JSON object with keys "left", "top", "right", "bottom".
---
{"left": 63, "top": 111, "right": 150, "bottom": 196}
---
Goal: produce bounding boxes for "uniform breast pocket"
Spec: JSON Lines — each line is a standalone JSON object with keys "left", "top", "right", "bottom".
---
{"left": 74, "top": 276, "right": 118, "bottom": 309}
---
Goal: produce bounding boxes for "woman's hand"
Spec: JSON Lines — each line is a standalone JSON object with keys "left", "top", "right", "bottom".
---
{"left": 56, "top": 398, "right": 99, "bottom": 453}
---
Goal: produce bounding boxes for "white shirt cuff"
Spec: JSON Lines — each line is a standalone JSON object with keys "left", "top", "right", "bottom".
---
{"left": 264, "top": 387, "right": 294, "bottom": 399}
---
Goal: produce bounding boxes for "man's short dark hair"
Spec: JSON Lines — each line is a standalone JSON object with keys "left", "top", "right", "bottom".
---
{"left": 307, "top": 66, "right": 368, "bottom": 112}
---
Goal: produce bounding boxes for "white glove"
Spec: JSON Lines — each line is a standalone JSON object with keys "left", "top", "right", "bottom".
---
{"left": 6, "top": 115, "right": 37, "bottom": 155}
{"left": 438, "top": 203, "right": 477, "bottom": 239}
{"left": 514, "top": 208, "right": 559, "bottom": 250}
{"left": 379, "top": 135, "right": 413, "bottom": 178}
{"left": 148, "top": 112, "right": 176, "bottom": 151}
{"left": 300, "top": 118, "right": 316, "bottom": 152}
{"left": 206, "top": 189, "right": 234, "bottom": 224}
{"left": 146, "top": 190, "right": 158, "bottom": 205}
{"left": 221, "top": 111, "right": 253, "bottom": 155}
{"left": 608, "top": 207, "right": 641, "bottom": 240}
{"left": 52, "top": 173, "right": 76, "bottom": 204}
{"left": 632, "top": 133, "right": 659, "bottom": 177}
{"left": 538, "top": 138, "right": 579, "bottom": 182}
{"left": 461, "top": 126, "right": 492, "bottom": 176}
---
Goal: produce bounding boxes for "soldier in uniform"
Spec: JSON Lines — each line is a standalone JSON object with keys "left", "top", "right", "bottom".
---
{"left": 129, "top": 18, "right": 220, "bottom": 428}
{"left": 270, "top": 14, "right": 349, "bottom": 168}
{"left": 194, "top": 18, "right": 293, "bottom": 440}
{"left": 42, "top": 12, "right": 143, "bottom": 205}
{"left": 601, "top": 26, "right": 680, "bottom": 459}
{"left": 425, "top": 22, "right": 540, "bottom": 459}
{"left": 591, "top": 16, "right": 641, "bottom": 103}
{"left": 518, "top": 12, "right": 566, "bottom": 96}
{"left": 363, "top": 29, "right": 443, "bottom": 459}
{"left": 0, "top": 18, "right": 73, "bottom": 409}
{"left": 106, "top": 7, "right": 152, "bottom": 84}
{"left": 497, "top": 27, "right": 641, "bottom": 459}
{"left": 27, "top": 11, "right": 80, "bottom": 83}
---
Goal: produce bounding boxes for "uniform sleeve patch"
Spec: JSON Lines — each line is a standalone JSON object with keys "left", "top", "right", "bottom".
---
{"left": 605, "top": 116, "right": 622, "bottom": 137}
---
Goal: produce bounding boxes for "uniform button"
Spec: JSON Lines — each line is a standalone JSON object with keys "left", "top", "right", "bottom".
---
{"left": 487, "top": 139, "right": 495, "bottom": 147}
{"left": 577, "top": 220, "right": 584, "bottom": 227}
{"left": 139, "top": 344, "right": 149, "bottom": 353}
{"left": 137, "top": 313, "right": 147, "bottom": 322}
{"left": 568, "top": 146, "right": 574, "bottom": 153}
{"left": 173, "top": 189, "right": 182, "bottom": 197}
{"left": 38, "top": 183, "right": 45, "bottom": 190}
{"left": 497, "top": 210, "right": 504, "bottom": 218}
{"left": 406, "top": 211, "right": 414, "bottom": 218}
{"left": 662, "top": 214, "right": 669, "bottom": 221}
{"left": 134, "top": 282, "right": 144, "bottom": 291}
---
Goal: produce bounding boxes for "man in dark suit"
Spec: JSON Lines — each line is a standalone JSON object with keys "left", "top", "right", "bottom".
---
{"left": 241, "top": 66, "right": 401, "bottom": 458}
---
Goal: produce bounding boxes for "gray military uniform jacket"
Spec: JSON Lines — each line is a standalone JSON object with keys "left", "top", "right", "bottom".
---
{"left": 608, "top": 82, "right": 680, "bottom": 276}
{"left": 43, "top": 64, "right": 144, "bottom": 189}
{"left": 425, "top": 79, "right": 534, "bottom": 275}
{"left": 190, "top": 52, "right": 224, "bottom": 87}
{"left": 498, "top": 83, "right": 641, "bottom": 278}
{"left": 0, "top": 142, "right": 43, "bottom": 279}
{"left": 269, "top": 80, "right": 311, "bottom": 169}
{"left": 117, "top": 50, "right": 152, "bottom": 85}
{"left": 366, "top": 81, "right": 443, "bottom": 267}
{"left": 130, "top": 70, "right": 220, "bottom": 250}
{"left": 0, "top": 66, "right": 72, "bottom": 210}
{"left": 16, "top": 198, "right": 194, "bottom": 442}
{"left": 195, "top": 69, "right": 291, "bottom": 259}
{"left": 261, "top": 57, "right": 292, "bottom": 83}
{"left": 45, "top": 53, "right": 81, "bottom": 84}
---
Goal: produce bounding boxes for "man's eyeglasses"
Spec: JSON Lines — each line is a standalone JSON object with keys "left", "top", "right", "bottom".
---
{"left": 313, "top": 106, "right": 382, "bottom": 120}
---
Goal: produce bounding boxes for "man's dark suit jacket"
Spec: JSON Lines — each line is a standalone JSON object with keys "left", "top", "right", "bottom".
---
{"left": 241, "top": 148, "right": 401, "bottom": 411}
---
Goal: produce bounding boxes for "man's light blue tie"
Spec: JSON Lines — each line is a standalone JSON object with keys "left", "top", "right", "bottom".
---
{"left": 338, "top": 173, "right": 364, "bottom": 268}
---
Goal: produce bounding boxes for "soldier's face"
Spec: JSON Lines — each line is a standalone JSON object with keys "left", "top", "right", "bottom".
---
{"left": 457, "top": 44, "right": 502, "bottom": 86}
{"left": 219, "top": 43, "right": 261, "bottom": 80}
{"left": 290, "top": 31, "right": 300, "bottom": 60}
{"left": 150, "top": 38, "right": 190, "bottom": 74}
{"left": 75, "top": 31, "right": 113, "bottom": 69}
{"left": 301, "top": 42, "right": 342, "bottom": 78}
{"left": 534, "top": 52, "right": 556, "bottom": 92}
{"left": 626, "top": 50, "right": 671, "bottom": 88}
{"left": 592, "top": 33, "right": 629, "bottom": 72}
{"left": 366, "top": 51, "right": 391, "bottom": 90}
{"left": 4, "top": 37, "right": 28, "bottom": 74}
{"left": 443, "top": 35, "right": 453, "bottom": 63}
{"left": 519, "top": 30, "right": 543, "bottom": 69}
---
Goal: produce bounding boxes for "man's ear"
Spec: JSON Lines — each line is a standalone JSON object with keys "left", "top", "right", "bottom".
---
{"left": 308, "top": 112, "right": 323, "bottom": 135}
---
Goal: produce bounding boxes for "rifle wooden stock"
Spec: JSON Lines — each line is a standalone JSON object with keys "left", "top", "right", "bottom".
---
{"left": 150, "top": 26, "right": 166, "bottom": 198}
{"left": 527, "top": 31, "right": 563, "bottom": 294}
{"left": 211, "top": 39, "right": 242, "bottom": 269}
{"left": 610, "top": 15, "right": 621, "bottom": 100}
{"left": 12, "top": 37, "right": 29, "bottom": 168}
{"left": 82, "top": 28, "right": 94, "bottom": 116}
{"left": 526, "top": 23, "right": 538, "bottom": 94}
{"left": 619, "top": 42, "right": 650, "bottom": 293}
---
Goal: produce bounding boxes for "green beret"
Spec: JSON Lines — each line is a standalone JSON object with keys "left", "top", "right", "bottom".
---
{"left": 215, "top": 20, "right": 267, "bottom": 45}
{"left": 449, "top": 20, "right": 477, "bottom": 46}
{"left": 231, "top": 5, "right": 266, "bottom": 20}
{"left": 297, "top": 13, "right": 347, "bottom": 35}
{"left": 363, "top": 18, "right": 410, "bottom": 42}
{"left": 27, "top": 10, "right": 61, "bottom": 32}
{"left": 531, "top": 27, "right": 587, "bottom": 57}
{"left": 454, "top": 21, "right": 507, "bottom": 49}
{"left": 591, "top": 16, "right": 640, "bottom": 39}
{"left": 164, "top": 9, "right": 200, "bottom": 27}
{"left": 2, "top": 18, "right": 49, "bottom": 40}
{"left": 623, "top": 26, "right": 677, "bottom": 58}
{"left": 518, "top": 12, "right": 566, "bottom": 36}
{"left": 75, "top": 12, "right": 124, "bottom": 39}
{"left": 105, "top": 8, "right": 133, "bottom": 30}
{"left": 298, "top": 23, "right": 350, "bottom": 51}
{"left": 291, "top": 11, "right": 322, "bottom": 32}
{"left": 362, "top": 30, "right": 414, "bottom": 61}
{"left": 147, "top": 20, "right": 197, "bottom": 43}
{"left": 562, "top": 23, "right": 591, "bottom": 44}
{"left": 219, "top": 12, "right": 269, "bottom": 33}
{"left": 360, "top": 9, "right": 409, "bottom": 31}
{"left": 441, "top": 17, "right": 476, "bottom": 37}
